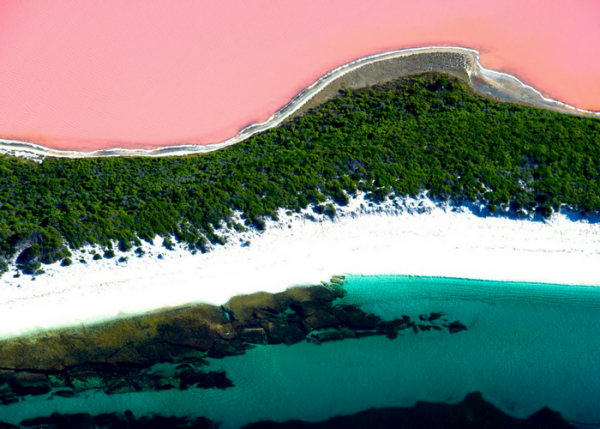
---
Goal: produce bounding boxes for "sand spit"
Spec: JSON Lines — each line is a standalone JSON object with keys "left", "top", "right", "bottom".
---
{"left": 1, "top": 194, "right": 600, "bottom": 340}
{"left": 1, "top": 46, "right": 598, "bottom": 160}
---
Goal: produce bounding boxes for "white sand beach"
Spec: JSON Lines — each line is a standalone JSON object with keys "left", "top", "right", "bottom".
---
{"left": 1, "top": 195, "right": 600, "bottom": 339}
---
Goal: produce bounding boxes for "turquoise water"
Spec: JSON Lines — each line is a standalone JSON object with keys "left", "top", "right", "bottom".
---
{"left": 1, "top": 275, "right": 600, "bottom": 427}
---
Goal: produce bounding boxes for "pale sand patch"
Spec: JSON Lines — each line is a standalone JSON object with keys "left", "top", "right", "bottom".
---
{"left": 1, "top": 195, "right": 599, "bottom": 339}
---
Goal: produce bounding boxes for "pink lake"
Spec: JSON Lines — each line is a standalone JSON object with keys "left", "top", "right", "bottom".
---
{"left": 0, "top": 0, "right": 599, "bottom": 151}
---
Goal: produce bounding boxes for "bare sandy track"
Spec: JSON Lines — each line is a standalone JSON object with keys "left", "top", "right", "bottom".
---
{"left": 1, "top": 46, "right": 598, "bottom": 160}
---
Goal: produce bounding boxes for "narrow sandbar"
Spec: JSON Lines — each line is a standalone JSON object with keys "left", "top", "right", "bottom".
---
{"left": 1, "top": 47, "right": 598, "bottom": 160}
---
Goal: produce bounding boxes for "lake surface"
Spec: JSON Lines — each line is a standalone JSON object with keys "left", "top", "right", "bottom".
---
{"left": 1, "top": 1, "right": 599, "bottom": 150}
{"left": 1, "top": 275, "right": 599, "bottom": 428}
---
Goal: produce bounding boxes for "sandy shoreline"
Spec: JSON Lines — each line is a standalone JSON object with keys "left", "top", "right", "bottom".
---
{"left": 1, "top": 195, "right": 600, "bottom": 340}
{"left": 1, "top": 46, "right": 598, "bottom": 159}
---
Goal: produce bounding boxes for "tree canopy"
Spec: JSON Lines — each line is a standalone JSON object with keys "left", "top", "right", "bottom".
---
{"left": 1, "top": 73, "right": 599, "bottom": 275}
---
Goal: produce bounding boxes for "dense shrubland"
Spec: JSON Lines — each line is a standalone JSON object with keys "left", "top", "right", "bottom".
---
{"left": 1, "top": 73, "right": 599, "bottom": 275}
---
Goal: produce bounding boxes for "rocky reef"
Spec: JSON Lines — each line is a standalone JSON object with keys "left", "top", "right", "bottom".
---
{"left": 0, "top": 282, "right": 578, "bottom": 428}
{"left": 0, "top": 411, "right": 218, "bottom": 428}
{"left": 0, "top": 281, "right": 465, "bottom": 404}
{"left": 0, "top": 392, "right": 574, "bottom": 429}
{"left": 242, "top": 392, "right": 575, "bottom": 429}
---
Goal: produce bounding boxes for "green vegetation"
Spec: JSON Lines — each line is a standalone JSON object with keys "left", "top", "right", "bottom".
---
{"left": 61, "top": 257, "right": 72, "bottom": 267}
{"left": 163, "top": 237, "right": 175, "bottom": 250}
{"left": 0, "top": 259, "right": 7, "bottom": 277}
{"left": 93, "top": 254, "right": 102, "bottom": 261}
{"left": 315, "top": 203, "right": 337, "bottom": 219}
{"left": 1, "top": 73, "right": 599, "bottom": 274}
{"left": 18, "top": 260, "right": 41, "bottom": 275}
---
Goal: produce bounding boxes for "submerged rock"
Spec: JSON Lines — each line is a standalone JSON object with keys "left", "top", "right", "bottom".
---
{"left": 179, "top": 370, "right": 233, "bottom": 390}
{"left": 156, "top": 377, "right": 180, "bottom": 391}
{"left": 169, "top": 345, "right": 208, "bottom": 364}
{"left": 307, "top": 328, "right": 356, "bottom": 344}
{"left": 0, "top": 370, "right": 14, "bottom": 387}
{"left": 262, "top": 322, "right": 306, "bottom": 345}
{"left": 377, "top": 319, "right": 407, "bottom": 339}
{"left": 51, "top": 389, "right": 75, "bottom": 398}
{"left": 0, "top": 284, "right": 467, "bottom": 400}
{"left": 105, "top": 381, "right": 137, "bottom": 396}
{"left": 208, "top": 339, "right": 247, "bottom": 358}
{"left": 0, "top": 385, "right": 18, "bottom": 406}
{"left": 241, "top": 391, "right": 575, "bottom": 429}
{"left": 448, "top": 321, "right": 468, "bottom": 334}
{"left": 68, "top": 370, "right": 108, "bottom": 392}
{"left": 10, "top": 373, "right": 51, "bottom": 396}
{"left": 16, "top": 412, "right": 218, "bottom": 429}
{"left": 329, "top": 305, "right": 381, "bottom": 330}
{"left": 301, "top": 309, "right": 340, "bottom": 332}
{"left": 427, "top": 312, "right": 443, "bottom": 322}
{"left": 240, "top": 327, "right": 268, "bottom": 345}
{"left": 48, "top": 374, "right": 68, "bottom": 389}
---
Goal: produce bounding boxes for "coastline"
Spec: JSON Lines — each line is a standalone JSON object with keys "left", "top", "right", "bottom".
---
{"left": 2, "top": 194, "right": 600, "bottom": 340}
{"left": 1, "top": 46, "right": 598, "bottom": 159}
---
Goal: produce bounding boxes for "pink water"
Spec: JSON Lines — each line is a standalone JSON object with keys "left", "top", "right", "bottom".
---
{"left": 0, "top": 1, "right": 599, "bottom": 151}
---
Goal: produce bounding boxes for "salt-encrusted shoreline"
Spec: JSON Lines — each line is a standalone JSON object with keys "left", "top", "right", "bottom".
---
{"left": 1, "top": 46, "right": 598, "bottom": 159}
{"left": 1, "top": 194, "right": 600, "bottom": 340}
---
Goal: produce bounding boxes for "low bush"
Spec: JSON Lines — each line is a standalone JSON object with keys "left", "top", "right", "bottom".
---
{"left": 0, "top": 72, "right": 599, "bottom": 260}
{"left": 104, "top": 249, "right": 116, "bottom": 259}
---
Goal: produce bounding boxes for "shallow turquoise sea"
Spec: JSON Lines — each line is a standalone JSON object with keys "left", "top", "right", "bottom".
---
{"left": 2, "top": 275, "right": 600, "bottom": 428}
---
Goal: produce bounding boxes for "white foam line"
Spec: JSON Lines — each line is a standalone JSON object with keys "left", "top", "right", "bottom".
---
{"left": 1, "top": 46, "right": 597, "bottom": 160}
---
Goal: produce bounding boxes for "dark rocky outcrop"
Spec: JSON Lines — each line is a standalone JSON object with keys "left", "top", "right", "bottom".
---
{"left": 0, "top": 304, "right": 229, "bottom": 372}
{"left": 179, "top": 370, "right": 233, "bottom": 390}
{"left": 448, "top": 321, "right": 468, "bottom": 334}
{"left": 260, "top": 322, "right": 306, "bottom": 345}
{"left": 68, "top": 370, "right": 107, "bottom": 393}
{"left": 207, "top": 339, "right": 248, "bottom": 359}
{"left": 0, "top": 284, "right": 467, "bottom": 400}
{"left": 9, "top": 373, "right": 51, "bottom": 396}
{"left": 307, "top": 327, "right": 356, "bottom": 344}
{"left": 328, "top": 304, "right": 380, "bottom": 330}
{"left": 301, "top": 308, "right": 340, "bottom": 332}
{"left": 0, "top": 370, "right": 14, "bottom": 387}
{"left": 241, "top": 391, "right": 575, "bottom": 429}
{"left": 239, "top": 327, "right": 268, "bottom": 345}
{"left": 0, "top": 361, "right": 233, "bottom": 400}
{"left": 0, "top": 392, "right": 575, "bottom": 428}
{"left": 0, "top": 384, "right": 19, "bottom": 406}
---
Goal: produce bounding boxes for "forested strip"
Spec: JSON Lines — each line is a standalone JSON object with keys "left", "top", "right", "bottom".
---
{"left": 1, "top": 73, "right": 599, "bottom": 275}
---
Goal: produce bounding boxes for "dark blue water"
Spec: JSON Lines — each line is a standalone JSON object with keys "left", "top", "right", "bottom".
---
{"left": 1, "top": 275, "right": 600, "bottom": 428}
